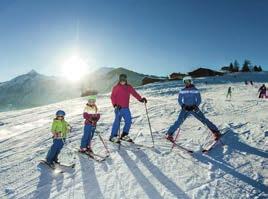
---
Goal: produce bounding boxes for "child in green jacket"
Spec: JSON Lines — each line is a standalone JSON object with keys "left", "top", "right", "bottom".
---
{"left": 46, "top": 110, "right": 70, "bottom": 167}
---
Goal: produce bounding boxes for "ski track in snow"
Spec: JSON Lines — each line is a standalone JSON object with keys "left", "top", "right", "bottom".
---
{"left": 0, "top": 79, "right": 268, "bottom": 199}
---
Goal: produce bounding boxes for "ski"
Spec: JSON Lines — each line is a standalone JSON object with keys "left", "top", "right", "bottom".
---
{"left": 39, "top": 160, "right": 64, "bottom": 173}
{"left": 110, "top": 139, "right": 141, "bottom": 151}
{"left": 120, "top": 140, "right": 161, "bottom": 153}
{"left": 202, "top": 130, "right": 230, "bottom": 153}
{"left": 77, "top": 151, "right": 106, "bottom": 162}
{"left": 54, "top": 162, "right": 76, "bottom": 169}
{"left": 91, "top": 152, "right": 110, "bottom": 159}
{"left": 109, "top": 139, "right": 161, "bottom": 154}
{"left": 165, "top": 139, "right": 194, "bottom": 154}
{"left": 121, "top": 140, "right": 154, "bottom": 149}
{"left": 172, "top": 142, "right": 194, "bottom": 154}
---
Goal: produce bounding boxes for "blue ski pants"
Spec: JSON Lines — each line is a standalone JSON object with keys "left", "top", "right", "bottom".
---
{"left": 46, "top": 139, "right": 65, "bottom": 164}
{"left": 111, "top": 108, "right": 132, "bottom": 138}
{"left": 167, "top": 108, "right": 219, "bottom": 135}
{"left": 80, "top": 124, "right": 96, "bottom": 149}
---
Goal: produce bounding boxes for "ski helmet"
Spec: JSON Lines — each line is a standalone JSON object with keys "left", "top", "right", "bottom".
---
{"left": 56, "top": 110, "right": 66, "bottom": 117}
{"left": 119, "top": 74, "right": 127, "bottom": 82}
{"left": 88, "top": 95, "right": 97, "bottom": 102}
{"left": 183, "top": 76, "right": 192, "bottom": 84}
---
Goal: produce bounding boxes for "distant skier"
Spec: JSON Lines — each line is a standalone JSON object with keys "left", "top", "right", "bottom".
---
{"left": 110, "top": 74, "right": 147, "bottom": 143}
{"left": 46, "top": 110, "right": 71, "bottom": 167}
{"left": 258, "top": 84, "right": 267, "bottom": 98}
{"left": 226, "top": 87, "right": 232, "bottom": 100}
{"left": 166, "top": 76, "right": 220, "bottom": 142}
{"left": 250, "top": 80, "right": 254, "bottom": 86}
{"left": 79, "top": 95, "right": 100, "bottom": 153}
{"left": 245, "top": 80, "right": 248, "bottom": 85}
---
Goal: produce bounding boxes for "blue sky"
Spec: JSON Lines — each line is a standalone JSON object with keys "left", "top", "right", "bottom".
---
{"left": 0, "top": 0, "right": 267, "bottom": 81}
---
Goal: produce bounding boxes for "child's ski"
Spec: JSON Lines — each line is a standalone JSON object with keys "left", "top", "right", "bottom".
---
{"left": 54, "top": 162, "right": 76, "bottom": 169}
{"left": 39, "top": 160, "right": 64, "bottom": 173}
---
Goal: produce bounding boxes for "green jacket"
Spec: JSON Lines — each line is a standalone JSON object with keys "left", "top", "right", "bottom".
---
{"left": 51, "top": 119, "right": 70, "bottom": 138}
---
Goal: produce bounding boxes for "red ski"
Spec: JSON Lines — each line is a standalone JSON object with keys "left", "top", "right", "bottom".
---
{"left": 202, "top": 130, "right": 230, "bottom": 153}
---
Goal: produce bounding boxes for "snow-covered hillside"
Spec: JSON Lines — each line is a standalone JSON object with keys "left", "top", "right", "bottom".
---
{"left": 0, "top": 70, "right": 81, "bottom": 112}
{"left": 0, "top": 74, "right": 267, "bottom": 199}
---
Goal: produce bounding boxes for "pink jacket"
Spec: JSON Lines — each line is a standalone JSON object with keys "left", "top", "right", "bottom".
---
{"left": 83, "top": 104, "right": 100, "bottom": 126}
{"left": 111, "top": 83, "right": 142, "bottom": 108}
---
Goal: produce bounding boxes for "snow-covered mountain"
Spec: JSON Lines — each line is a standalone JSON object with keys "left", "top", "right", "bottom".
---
{"left": 0, "top": 67, "right": 151, "bottom": 112}
{"left": 81, "top": 67, "right": 149, "bottom": 93}
{"left": 0, "top": 70, "right": 81, "bottom": 112}
{"left": 0, "top": 73, "right": 267, "bottom": 199}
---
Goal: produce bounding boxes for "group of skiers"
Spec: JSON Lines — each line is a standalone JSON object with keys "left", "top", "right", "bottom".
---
{"left": 227, "top": 82, "right": 267, "bottom": 100}
{"left": 45, "top": 74, "right": 221, "bottom": 166}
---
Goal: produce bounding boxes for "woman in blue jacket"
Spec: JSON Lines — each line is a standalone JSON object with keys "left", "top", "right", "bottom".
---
{"left": 166, "top": 76, "right": 220, "bottom": 142}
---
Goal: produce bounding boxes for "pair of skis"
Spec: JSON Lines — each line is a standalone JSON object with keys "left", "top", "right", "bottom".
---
{"left": 165, "top": 129, "right": 229, "bottom": 156}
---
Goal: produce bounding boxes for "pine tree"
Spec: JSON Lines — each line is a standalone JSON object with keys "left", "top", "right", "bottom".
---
{"left": 258, "top": 65, "right": 263, "bottom": 72}
{"left": 253, "top": 65, "right": 259, "bottom": 72}
{"left": 229, "top": 62, "right": 234, "bottom": 72}
{"left": 242, "top": 60, "right": 251, "bottom": 72}
{"left": 233, "top": 60, "right": 240, "bottom": 72}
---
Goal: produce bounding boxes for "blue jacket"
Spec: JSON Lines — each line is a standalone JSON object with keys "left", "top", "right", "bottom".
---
{"left": 178, "top": 85, "right": 201, "bottom": 107}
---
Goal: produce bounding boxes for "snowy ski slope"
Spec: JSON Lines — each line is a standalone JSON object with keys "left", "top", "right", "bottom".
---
{"left": 0, "top": 74, "right": 267, "bottom": 199}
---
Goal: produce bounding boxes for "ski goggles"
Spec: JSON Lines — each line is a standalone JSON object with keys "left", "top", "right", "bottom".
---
{"left": 183, "top": 79, "right": 192, "bottom": 84}
{"left": 88, "top": 99, "right": 96, "bottom": 103}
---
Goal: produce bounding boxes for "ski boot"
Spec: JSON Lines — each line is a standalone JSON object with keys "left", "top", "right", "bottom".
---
{"left": 79, "top": 148, "right": 88, "bottom": 153}
{"left": 109, "top": 136, "right": 121, "bottom": 143}
{"left": 45, "top": 159, "right": 56, "bottom": 169}
{"left": 54, "top": 159, "right": 60, "bottom": 164}
{"left": 165, "top": 134, "right": 175, "bottom": 142}
{"left": 212, "top": 131, "right": 221, "bottom": 141}
{"left": 86, "top": 146, "right": 94, "bottom": 154}
{"left": 120, "top": 132, "right": 133, "bottom": 142}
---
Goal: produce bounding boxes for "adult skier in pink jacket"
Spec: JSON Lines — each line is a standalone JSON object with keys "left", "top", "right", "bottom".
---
{"left": 110, "top": 74, "right": 147, "bottom": 143}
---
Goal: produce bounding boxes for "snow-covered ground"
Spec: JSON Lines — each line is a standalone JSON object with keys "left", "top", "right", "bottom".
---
{"left": 0, "top": 74, "right": 267, "bottom": 199}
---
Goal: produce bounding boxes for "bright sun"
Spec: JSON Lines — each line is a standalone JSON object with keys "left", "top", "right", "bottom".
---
{"left": 62, "top": 54, "right": 88, "bottom": 82}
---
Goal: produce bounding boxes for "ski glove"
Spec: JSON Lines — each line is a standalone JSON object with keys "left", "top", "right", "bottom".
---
{"left": 114, "top": 104, "right": 121, "bottom": 113}
{"left": 139, "top": 97, "right": 147, "bottom": 103}
{"left": 193, "top": 105, "right": 199, "bottom": 112}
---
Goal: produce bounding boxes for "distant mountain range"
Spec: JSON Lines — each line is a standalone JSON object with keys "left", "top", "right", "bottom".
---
{"left": 0, "top": 70, "right": 81, "bottom": 112}
{"left": 0, "top": 67, "right": 154, "bottom": 112}
{"left": 2, "top": 65, "right": 263, "bottom": 112}
{"left": 81, "top": 67, "right": 155, "bottom": 93}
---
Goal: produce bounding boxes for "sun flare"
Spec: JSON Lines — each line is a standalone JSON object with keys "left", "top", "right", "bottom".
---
{"left": 62, "top": 54, "right": 88, "bottom": 81}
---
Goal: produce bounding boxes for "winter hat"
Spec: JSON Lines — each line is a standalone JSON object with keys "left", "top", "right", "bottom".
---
{"left": 119, "top": 74, "right": 127, "bottom": 82}
{"left": 183, "top": 76, "right": 192, "bottom": 84}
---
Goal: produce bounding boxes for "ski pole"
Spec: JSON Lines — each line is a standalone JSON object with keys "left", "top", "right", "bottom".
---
{"left": 170, "top": 128, "right": 180, "bottom": 152}
{"left": 96, "top": 130, "right": 110, "bottom": 155}
{"left": 144, "top": 103, "right": 155, "bottom": 147}
{"left": 61, "top": 126, "right": 76, "bottom": 165}
{"left": 118, "top": 121, "right": 121, "bottom": 150}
